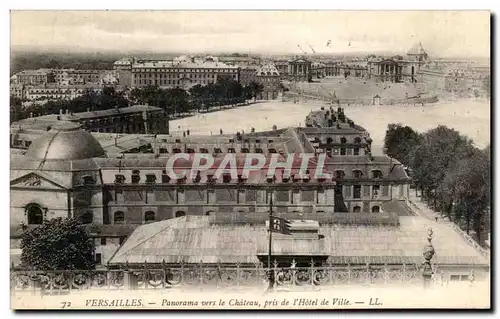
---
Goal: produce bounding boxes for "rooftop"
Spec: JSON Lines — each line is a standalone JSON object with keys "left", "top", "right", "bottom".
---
{"left": 108, "top": 215, "right": 488, "bottom": 266}
{"left": 24, "top": 121, "right": 106, "bottom": 161}
{"left": 132, "top": 60, "right": 238, "bottom": 70}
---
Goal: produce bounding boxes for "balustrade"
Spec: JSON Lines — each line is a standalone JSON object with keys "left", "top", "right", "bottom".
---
{"left": 11, "top": 259, "right": 478, "bottom": 295}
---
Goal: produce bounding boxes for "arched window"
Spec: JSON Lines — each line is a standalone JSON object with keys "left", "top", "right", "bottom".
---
{"left": 27, "top": 204, "right": 44, "bottom": 225}
{"left": 326, "top": 137, "right": 333, "bottom": 144}
{"left": 144, "top": 211, "right": 155, "bottom": 223}
{"left": 81, "top": 211, "right": 93, "bottom": 224}
{"left": 353, "top": 206, "right": 361, "bottom": 213}
{"left": 371, "top": 206, "right": 381, "bottom": 213}
{"left": 175, "top": 211, "right": 186, "bottom": 218}
{"left": 114, "top": 211, "right": 125, "bottom": 224}
{"left": 340, "top": 137, "right": 347, "bottom": 144}
{"left": 354, "top": 137, "right": 362, "bottom": 144}
{"left": 353, "top": 170, "right": 363, "bottom": 179}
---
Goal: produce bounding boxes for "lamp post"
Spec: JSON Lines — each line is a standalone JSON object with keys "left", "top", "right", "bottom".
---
{"left": 422, "top": 228, "right": 435, "bottom": 288}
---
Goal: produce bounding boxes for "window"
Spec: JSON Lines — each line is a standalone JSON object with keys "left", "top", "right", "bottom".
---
{"left": 353, "top": 170, "right": 363, "bottom": 179}
{"left": 101, "top": 237, "right": 107, "bottom": 245}
{"left": 175, "top": 211, "right": 186, "bottom": 218}
{"left": 352, "top": 206, "right": 361, "bottom": 213}
{"left": 353, "top": 185, "right": 362, "bottom": 199}
{"left": 228, "top": 148, "right": 235, "bottom": 153}
{"left": 326, "top": 137, "right": 333, "bottom": 144}
{"left": 268, "top": 148, "right": 277, "bottom": 153}
{"left": 241, "top": 148, "right": 249, "bottom": 153}
{"left": 335, "top": 170, "right": 345, "bottom": 179}
{"left": 255, "top": 148, "right": 263, "bottom": 153}
{"left": 81, "top": 211, "right": 93, "bottom": 224}
{"left": 214, "top": 148, "right": 222, "bottom": 154}
{"left": 146, "top": 174, "right": 156, "bottom": 184}
{"left": 340, "top": 148, "right": 346, "bottom": 155}
{"left": 354, "top": 137, "right": 362, "bottom": 144}
{"left": 372, "top": 185, "right": 380, "bottom": 198}
{"left": 115, "top": 174, "right": 125, "bottom": 184}
{"left": 27, "top": 204, "right": 44, "bottom": 225}
{"left": 340, "top": 137, "right": 347, "bottom": 144}
{"left": 95, "top": 253, "right": 102, "bottom": 265}
{"left": 371, "top": 206, "right": 380, "bottom": 213}
{"left": 222, "top": 173, "right": 232, "bottom": 183}
{"left": 353, "top": 148, "right": 360, "bottom": 156}
{"left": 172, "top": 148, "right": 182, "bottom": 154}
{"left": 114, "top": 211, "right": 125, "bottom": 224}
{"left": 200, "top": 148, "right": 209, "bottom": 153}
{"left": 131, "top": 170, "right": 140, "bottom": 184}
{"left": 144, "top": 211, "right": 155, "bottom": 223}
{"left": 372, "top": 170, "right": 383, "bottom": 179}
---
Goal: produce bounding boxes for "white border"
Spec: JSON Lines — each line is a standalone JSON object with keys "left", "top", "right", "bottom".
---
{"left": 1, "top": 2, "right": 497, "bottom": 318}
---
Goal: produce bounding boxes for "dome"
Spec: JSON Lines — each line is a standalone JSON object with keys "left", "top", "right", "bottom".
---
{"left": 25, "top": 121, "right": 106, "bottom": 161}
{"left": 256, "top": 64, "right": 280, "bottom": 76}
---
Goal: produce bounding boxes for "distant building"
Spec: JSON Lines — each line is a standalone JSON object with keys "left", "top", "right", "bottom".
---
{"left": 13, "top": 69, "right": 55, "bottom": 86}
{"left": 24, "top": 84, "right": 103, "bottom": 101}
{"left": 273, "top": 57, "right": 312, "bottom": 82}
{"left": 369, "top": 42, "right": 429, "bottom": 83}
{"left": 255, "top": 64, "right": 281, "bottom": 100}
{"left": 10, "top": 84, "right": 26, "bottom": 99}
{"left": 239, "top": 65, "right": 259, "bottom": 86}
{"left": 10, "top": 105, "right": 169, "bottom": 148}
{"left": 52, "top": 69, "right": 101, "bottom": 85}
{"left": 131, "top": 56, "right": 240, "bottom": 89}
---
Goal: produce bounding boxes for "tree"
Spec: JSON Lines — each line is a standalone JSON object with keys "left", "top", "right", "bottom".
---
{"left": 247, "top": 81, "right": 264, "bottom": 102}
{"left": 383, "top": 123, "right": 422, "bottom": 167}
{"left": 411, "top": 125, "right": 474, "bottom": 204}
{"left": 20, "top": 217, "right": 95, "bottom": 271}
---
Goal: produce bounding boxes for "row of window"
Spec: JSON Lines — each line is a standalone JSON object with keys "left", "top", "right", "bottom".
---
{"left": 108, "top": 169, "right": 384, "bottom": 186}
{"left": 133, "top": 68, "right": 238, "bottom": 73}
{"left": 135, "top": 73, "right": 217, "bottom": 79}
{"left": 134, "top": 79, "right": 217, "bottom": 86}
{"left": 313, "top": 136, "right": 363, "bottom": 144}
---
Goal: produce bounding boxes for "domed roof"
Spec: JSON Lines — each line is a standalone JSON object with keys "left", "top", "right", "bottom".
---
{"left": 256, "top": 64, "right": 280, "bottom": 76}
{"left": 25, "top": 121, "right": 106, "bottom": 161}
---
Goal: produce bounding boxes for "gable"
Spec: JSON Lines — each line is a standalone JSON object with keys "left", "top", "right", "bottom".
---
{"left": 10, "top": 172, "right": 68, "bottom": 190}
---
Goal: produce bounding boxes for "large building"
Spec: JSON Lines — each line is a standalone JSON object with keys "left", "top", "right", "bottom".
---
{"left": 9, "top": 107, "right": 489, "bottom": 281}
{"left": 274, "top": 57, "right": 312, "bottom": 82}
{"left": 12, "top": 69, "right": 55, "bottom": 86}
{"left": 10, "top": 105, "right": 169, "bottom": 149}
{"left": 131, "top": 57, "right": 240, "bottom": 89}
{"left": 368, "top": 43, "right": 429, "bottom": 83}
{"left": 255, "top": 64, "right": 282, "bottom": 100}
{"left": 24, "top": 83, "right": 103, "bottom": 101}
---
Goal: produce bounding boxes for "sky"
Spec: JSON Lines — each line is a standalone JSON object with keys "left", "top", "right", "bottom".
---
{"left": 10, "top": 11, "right": 491, "bottom": 57}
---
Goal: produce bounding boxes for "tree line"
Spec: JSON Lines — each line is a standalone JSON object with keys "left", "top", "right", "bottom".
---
{"left": 384, "top": 124, "right": 490, "bottom": 244}
{"left": 10, "top": 79, "right": 265, "bottom": 123}
{"left": 129, "top": 79, "right": 264, "bottom": 115}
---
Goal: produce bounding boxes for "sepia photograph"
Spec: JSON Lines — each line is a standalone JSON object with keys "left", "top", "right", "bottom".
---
{"left": 8, "top": 10, "right": 491, "bottom": 310}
